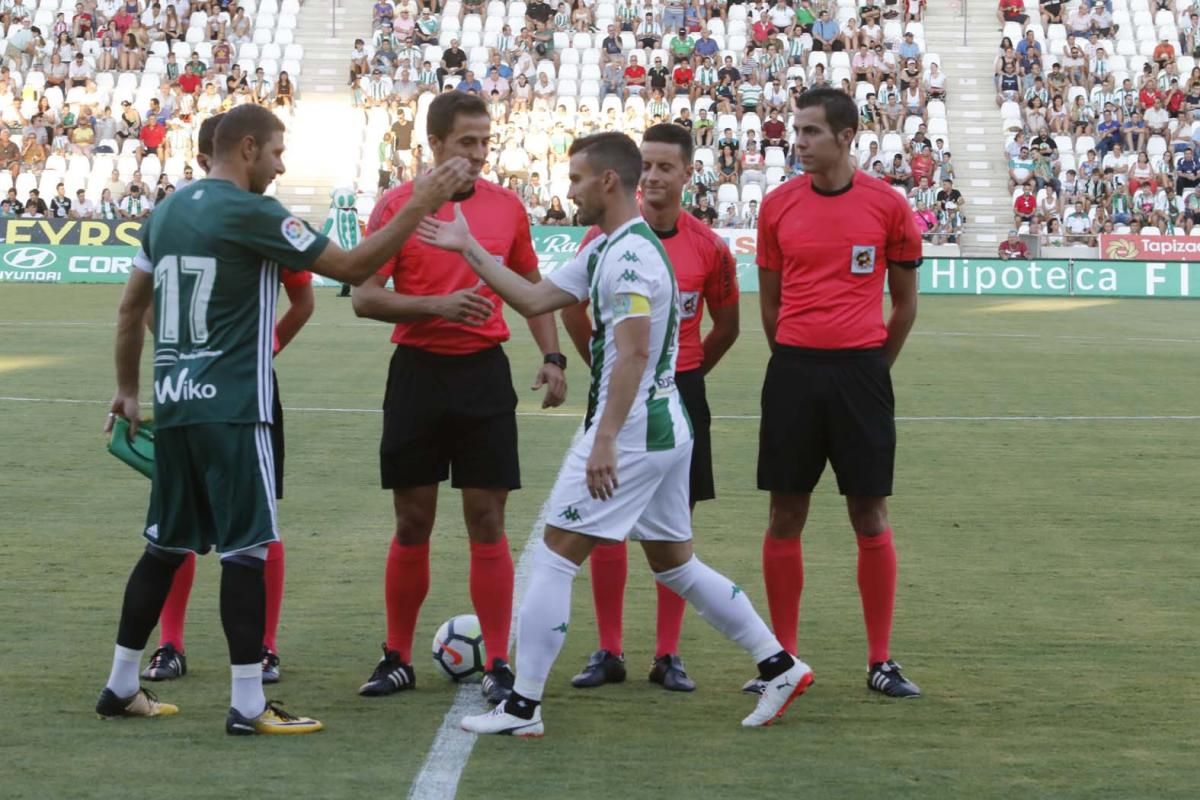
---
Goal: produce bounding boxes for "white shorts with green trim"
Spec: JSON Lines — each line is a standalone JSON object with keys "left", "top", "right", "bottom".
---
{"left": 545, "top": 437, "right": 693, "bottom": 543}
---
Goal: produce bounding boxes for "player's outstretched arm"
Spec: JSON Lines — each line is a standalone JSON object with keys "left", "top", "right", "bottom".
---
{"left": 106, "top": 268, "right": 154, "bottom": 435}
{"left": 883, "top": 263, "right": 918, "bottom": 366}
{"left": 417, "top": 204, "right": 578, "bottom": 317}
{"left": 587, "top": 315, "right": 651, "bottom": 501}
{"left": 312, "top": 158, "right": 474, "bottom": 287}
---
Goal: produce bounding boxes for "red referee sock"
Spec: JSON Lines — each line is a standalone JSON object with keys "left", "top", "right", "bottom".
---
{"left": 385, "top": 539, "right": 430, "bottom": 663}
{"left": 470, "top": 536, "right": 514, "bottom": 666}
{"left": 856, "top": 528, "right": 897, "bottom": 666}
{"left": 262, "top": 541, "right": 285, "bottom": 654}
{"left": 761, "top": 535, "right": 803, "bottom": 655}
{"left": 158, "top": 551, "right": 196, "bottom": 651}
{"left": 654, "top": 583, "right": 687, "bottom": 659}
{"left": 589, "top": 541, "right": 628, "bottom": 655}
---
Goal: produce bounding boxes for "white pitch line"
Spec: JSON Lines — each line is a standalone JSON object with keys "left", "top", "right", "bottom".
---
{"left": 2, "top": 397, "right": 1197, "bottom": 423}
{"left": 407, "top": 426, "right": 582, "bottom": 800}
{"left": 2, "top": 319, "right": 1200, "bottom": 346}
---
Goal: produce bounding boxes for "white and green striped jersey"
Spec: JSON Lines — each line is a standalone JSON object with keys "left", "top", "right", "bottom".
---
{"left": 548, "top": 217, "right": 692, "bottom": 452}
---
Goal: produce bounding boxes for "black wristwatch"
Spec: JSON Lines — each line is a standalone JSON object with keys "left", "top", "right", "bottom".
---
{"left": 543, "top": 352, "right": 567, "bottom": 370}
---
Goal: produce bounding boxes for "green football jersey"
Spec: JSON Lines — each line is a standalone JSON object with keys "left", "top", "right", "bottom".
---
{"left": 134, "top": 178, "right": 330, "bottom": 428}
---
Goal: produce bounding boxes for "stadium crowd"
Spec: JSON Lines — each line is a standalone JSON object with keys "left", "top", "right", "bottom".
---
{"left": 0, "top": 0, "right": 304, "bottom": 220}
{"left": 353, "top": 0, "right": 964, "bottom": 241}
{"left": 996, "top": 0, "right": 1200, "bottom": 255}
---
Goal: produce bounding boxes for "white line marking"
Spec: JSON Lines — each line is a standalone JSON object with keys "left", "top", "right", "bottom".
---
{"left": 406, "top": 426, "right": 582, "bottom": 800}
{"left": 2, "top": 321, "right": 1197, "bottom": 345}
{"left": 3, "top": 396, "right": 1196, "bottom": 423}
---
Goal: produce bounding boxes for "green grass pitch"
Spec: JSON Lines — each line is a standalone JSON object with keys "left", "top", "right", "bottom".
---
{"left": 0, "top": 287, "right": 1197, "bottom": 799}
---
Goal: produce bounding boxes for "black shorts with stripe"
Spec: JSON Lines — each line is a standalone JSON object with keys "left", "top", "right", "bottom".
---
{"left": 757, "top": 346, "right": 896, "bottom": 497}
{"left": 676, "top": 368, "right": 715, "bottom": 504}
{"left": 270, "top": 369, "right": 285, "bottom": 500}
{"left": 379, "top": 345, "right": 521, "bottom": 490}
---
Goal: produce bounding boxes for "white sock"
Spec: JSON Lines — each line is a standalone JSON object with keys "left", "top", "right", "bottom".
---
{"left": 655, "top": 556, "right": 784, "bottom": 664}
{"left": 231, "top": 663, "right": 266, "bottom": 719}
{"left": 512, "top": 543, "right": 580, "bottom": 702}
{"left": 105, "top": 645, "right": 143, "bottom": 698}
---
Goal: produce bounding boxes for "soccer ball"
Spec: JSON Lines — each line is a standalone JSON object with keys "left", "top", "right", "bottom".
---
{"left": 431, "top": 614, "right": 487, "bottom": 682}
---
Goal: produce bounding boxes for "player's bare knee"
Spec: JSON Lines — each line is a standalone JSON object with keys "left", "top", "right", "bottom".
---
{"left": 846, "top": 496, "right": 889, "bottom": 537}
{"left": 641, "top": 540, "right": 693, "bottom": 573}
{"left": 766, "top": 493, "right": 810, "bottom": 539}
{"left": 462, "top": 490, "right": 507, "bottom": 542}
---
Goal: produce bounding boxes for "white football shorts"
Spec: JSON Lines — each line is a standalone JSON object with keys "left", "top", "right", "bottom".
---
{"left": 545, "top": 437, "right": 693, "bottom": 543}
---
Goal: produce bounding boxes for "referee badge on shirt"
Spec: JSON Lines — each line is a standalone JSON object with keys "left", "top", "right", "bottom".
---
{"left": 679, "top": 291, "right": 699, "bottom": 319}
{"left": 850, "top": 245, "right": 876, "bottom": 274}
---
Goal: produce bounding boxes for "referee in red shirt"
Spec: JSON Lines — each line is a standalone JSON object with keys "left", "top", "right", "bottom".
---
{"left": 352, "top": 93, "right": 569, "bottom": 705}
{"left": 754, "top": 88, "right": 922, "bottom": 698}
{"left": 561, "top": 124, "right": 740, "bottom": 693}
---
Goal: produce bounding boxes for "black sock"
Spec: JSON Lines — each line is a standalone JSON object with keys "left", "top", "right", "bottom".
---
{"left": 115, "top": 547, "right": 185, "bottom": 650}
{"left": 757, "top": 650, "right": 796, "bottom": 681}
{"left": 504, "top": 691, "right": 539, "bottom": 720}
{"left": 220, "top": 559, "right": 266, "bottom": 665}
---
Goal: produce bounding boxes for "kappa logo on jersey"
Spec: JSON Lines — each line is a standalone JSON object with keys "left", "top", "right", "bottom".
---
{"left": 680, "top": 290, "right": 700, "bottom": 319}
{"left": 559, "top": 505, "right": 582, "bottom": 523}
{"left": 154, "top": 367, "right": 218, "bottom": 403}
{"left": 619, "top": 251, "right": 640, "bottom": 264}
{"left": 281, "top": 216, "right": 317, "bottom": 252}
{"left": 850, "top": 245, "right": 876, "bottom": 274}
{"left": 619, "top": 268, "right": 641, "bottom": 283}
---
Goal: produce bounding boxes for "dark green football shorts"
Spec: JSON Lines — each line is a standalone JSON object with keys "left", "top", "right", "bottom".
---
{"left": 143, "top": 423, "right": 279, "bottom": 555}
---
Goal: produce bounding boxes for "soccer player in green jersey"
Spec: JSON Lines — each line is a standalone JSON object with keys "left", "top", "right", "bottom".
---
{"left": 96, "top": 104, "right": 473, "bottom": 735}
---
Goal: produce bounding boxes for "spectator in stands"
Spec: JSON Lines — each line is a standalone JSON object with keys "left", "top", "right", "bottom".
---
{"left": 638, "top": 12, "right": 662, "bottom": 50}
{"left": 1064, "top": 199, "right": 1095, "bottom": 245}
{"left": 692, "top": 192, "right": 718, "bottom": 226}
{"left": 716, "top": 144, "right": 739, "bottom": 185}
{"left": 998, "top": 229, "right": 1029, "bottom": 259}
{"left": 1127, "top": 150, "right": 1161, "bottom": 195}
{"left": 624, "top": 54, "right": 646, "bottom": 97}
{"left": 1176, "top": 147, "right": 1199, "bottom": 194}
{"left": 97, "top": 187, "right": 118, "bottom": 220}
{"left": 457, "top": 70, "right": 483, "bottom": 95}
{"left": 1123, "top": 110, "right": 1148, "bottom": 152}
{"left": 543, "top": 195, "right": 569, "bottom": 225}
{"left": 139, "top": 114, "right": 166, "bottom": 160}
{"left": 1145, "top": 98, "right": 1170, "bottom": 139}
{"left": 275, "top": 71, "right": 295, "bottom": 113}
{"left": 997, "top": 0, "right": 1027, "bottom": 25}
{"left": 1014, "top": 184, "right": 1038, "bottom": 229}
{"left": 811, "top": 10, "right": 841, "bottom": 52}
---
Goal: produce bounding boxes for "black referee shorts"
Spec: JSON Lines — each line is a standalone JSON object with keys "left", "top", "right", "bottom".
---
{"left": 676, "top": 368, "right": 715, "bottom": 504}
{"left": 270, "top": 369, "right": 285, "bottom": 500}
{"left": 380, "top": 345, "right": 521, "bottom": 491}
{"left": 756, "top": 346, "right": 895, "bottom": 497}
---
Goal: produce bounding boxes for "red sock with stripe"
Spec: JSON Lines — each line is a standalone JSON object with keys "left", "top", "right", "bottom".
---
{"left": 761, "top": 535, "right": 803, "bottom": 655}
{"left": 262, "top": 541, "right": 285, "bottom": 654}
{"left": 470, "top": 536, "right": 514, "bottom": 666}
{"left": 654, "top": 583, "right": 687, "bottom": 658}
{"left": 158, "top": 551, "right": 196, "bottom": 650}
{"left": 385, "top": 539, "right": 429, "bottom": 663}
{"left": 856, "top": 529, "right": 897, "bottom": 665}
{"left": 589, "top": 541, "right": 627, "bottom": 655}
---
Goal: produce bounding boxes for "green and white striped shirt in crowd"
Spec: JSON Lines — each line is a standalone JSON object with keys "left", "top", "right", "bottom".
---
{"left": 740, "top": 84, "right": 762, "bottom": 107}
{"left": 694, "top": 167, "right": 717, "bottom": 188}
{"left": 647, "top": 98, "right": 669, "bottom": 118}
{"left": 696, "top": 65, "right": 716, "bottom": 85}
{"left": 496, "top": 33, "right": 514, "bottom": 53}
{"left": 789, "top": 36, "right": 806, "bottom": 60}
{"left": 763, "top": 52, "right": 787, "bottom": 78}
{"left": 418, "top": 68, "right": 438, "bottom": 85}
{"left": 619, "top": 4, "right": 639, "bottom": 24}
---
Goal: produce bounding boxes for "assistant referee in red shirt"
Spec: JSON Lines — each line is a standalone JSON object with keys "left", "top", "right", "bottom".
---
{"left": 754, "top": 87, "right": 923, "bottom": 698}
{"left": 352, "top": 93, "right": 569, "bottom": 705}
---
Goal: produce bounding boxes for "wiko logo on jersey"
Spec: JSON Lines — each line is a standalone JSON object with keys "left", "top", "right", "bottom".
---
{"left": 281, "top": 216, "right": 317, "bottom": 252}
{"left": 154, "top": 368, "right": 218, "bottom": 403}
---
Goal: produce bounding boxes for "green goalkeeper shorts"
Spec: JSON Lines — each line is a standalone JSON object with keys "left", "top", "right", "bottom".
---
{"left": 143, "top": 423, "right": 279, "bottom": 555}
